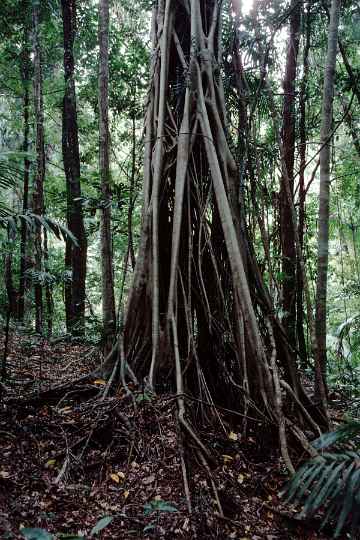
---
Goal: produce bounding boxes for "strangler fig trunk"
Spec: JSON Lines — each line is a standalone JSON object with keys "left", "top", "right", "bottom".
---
{"left": 117, "top": 0, "right": 325, "bottom": 468}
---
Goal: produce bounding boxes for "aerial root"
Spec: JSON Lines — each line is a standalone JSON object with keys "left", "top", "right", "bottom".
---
{"left": 197, "top": 448, "right": 224, "bottom": 518}
{"left": 179, "top": 432, "right": 192, "bottom": 514}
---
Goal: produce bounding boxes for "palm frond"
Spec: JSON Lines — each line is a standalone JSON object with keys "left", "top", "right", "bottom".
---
{"left": 313, "top": 420, "right": 360, "bottom": 450}
{"left": 282, "top": 421, "right": 360, "bottom": 538}
{"left": 0, "top": 210, "right": 78, "bottom": 246}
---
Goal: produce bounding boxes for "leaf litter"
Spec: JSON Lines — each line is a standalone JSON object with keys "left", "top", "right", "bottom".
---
{"left": 0, "top": 333, "right": 338, "bottom": 539}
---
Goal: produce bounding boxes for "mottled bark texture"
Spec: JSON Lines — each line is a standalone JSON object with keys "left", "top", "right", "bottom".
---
{"left": 61, "top": 0, "right": 87, "bottom": 336}
{"left": 315, "top": 0, "right": 341, "bottom": 401}
{"left": 99, "top": 0, "right": 116, "bottom": 353}
{"left": 280, "top": 0, "right": 301, "bottom": 347}
{"left": 297, "top": 1, "right": 311, "bottom": 365}
{"left": 104, "top": 0, "right": 326, "bottom": 467}
{"left": 32, "top": 0, "right": 45, "bottom": 334}
{"left": 18, "top": 11, "right": 32, "bottom": 323}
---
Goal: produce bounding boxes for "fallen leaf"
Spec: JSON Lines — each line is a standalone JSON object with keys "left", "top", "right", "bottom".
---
{"left": 0, "top": 471, "right": 10, "bottom": 479}
{"left": 228, "top": 431, "right": 238, "bottom": 441}
{"left": 58, "top": 406, "right": 72, "bottom": 414}
{"left": 93, "top": 379, "right": 106, "bottom": 385}
{"left": 143, "top": 474, "right": 155, "bottom": 485}
{"left": 45, "top": 459, "right": 56, "bottom": 469}
{"left": 237, "top": 473, "right": 245, "bottom": 484}
{"left": 110, "top": 473, "right": 120, "bottom": 483}
{"left": 123, "top": 490, "right": 130, "bottom": 499}
{"left": 222, "top": 454, "right": 233, "bottom": 464}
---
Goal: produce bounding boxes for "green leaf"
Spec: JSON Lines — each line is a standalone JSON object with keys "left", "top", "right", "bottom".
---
{"left": 136, "top": 392, "right": 152, "bottom": 403}
{"left": 155, "top": 501, "right": 178, "bottom": 513}
{"left": 90, "top": 516, "right": 113, "bottom": 537}
{"left": 21, "top": 529, "right": 53, "bottom": 540}
{"left": 335, "top": 467, "right": 360, "bottom": 537}
{"left": 313, "top": 421, "right": 360, "bottom": 449}
{"left": 312, "top": 461, "right": 345, "bottom": 511}
{"left": 283, "top": 463, "right": 315, "bottom": 502}
{"left": 143, "top": 499, "right": 178, "bottom": 516}
{"left": 297, "top": 459, "right": 324, "bottom": 501}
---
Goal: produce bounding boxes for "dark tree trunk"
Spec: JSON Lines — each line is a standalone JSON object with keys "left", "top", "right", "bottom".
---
{"left": 280, "top": 0, "right": 301, "bottom": 346}
{"left": 43, "top": 228, "right": 53, "bottom": 337}
{"left": 5, "top": 225, "right": 17, "bottom": 317}
{"left": 32, "top": 0, "right": 45, "bottom": 335}
{"left": 297, "top": 1, "right": 311, "bottom": 365}
{"left": 18, "top": 18, "right": 32, "bottom": 323}
{"left": 127, "top": 115, "right": 136, "bottom": 271}
{"left": 61, "top": 0, "right": 87, "bottom": 336}
{"left": 64, "top": 239, "right": 72, "bottom": 330}
{"left": 98, "top": 0, "right": 116, "bottom": 353}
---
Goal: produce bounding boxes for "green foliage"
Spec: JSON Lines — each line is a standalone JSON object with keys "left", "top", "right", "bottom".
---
{"left": 143, "top": 499, "right": 178, "bottom": 516}
{"left": 20, "top": 516, "right": 113, "bottom": 540}
{"left": 20, "top": 530, "right": 53, "bottom": 540}
{"left": 89, "top": 516, "right": 113, "bottom": 536}
{"left": 283, "top": 421, "right": 360, "bottom": 537}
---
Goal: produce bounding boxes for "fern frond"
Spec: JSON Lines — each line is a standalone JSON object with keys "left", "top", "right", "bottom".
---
{"left": 283, "top": 421, "right": 360, "bottom": 538}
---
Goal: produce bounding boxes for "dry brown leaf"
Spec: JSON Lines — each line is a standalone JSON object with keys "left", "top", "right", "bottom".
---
{"left": 143, "top": 474, "right": 155, "bottom": 485}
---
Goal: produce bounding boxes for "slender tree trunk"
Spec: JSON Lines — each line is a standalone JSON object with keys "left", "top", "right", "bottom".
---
{"left": 231, "top": 1, "right": 248, "bottom": 181}
{"left": 43, "top": 228, "right": 53, "bottom": 337}
{"left": 61, "top": 0, "right": 87, "bottom": 336}
{"left": 5, "top": 225, "right": 17, "bottom": 317}
{"left": 280, "top": 0, "right": 301, "bottom": 346}
{"left": 64, "top": 239, "right": 72, "bottom": 330}
{"left": 18, "top": 19, "right": 32, "bottom": 323}
{"left": 315, "top": 0, "right": 341, "bottom": 400}
{"left": 297, "top": 1, "right": 311, "bottom": 365}
{"left": 127, "top": 115, "right": 136, "bottom": 271}
{"left": 98, "top": 0, "right": 116, "bottom": 353}
{"left": 32, "top": 0, "right": 45, "bottom": 335}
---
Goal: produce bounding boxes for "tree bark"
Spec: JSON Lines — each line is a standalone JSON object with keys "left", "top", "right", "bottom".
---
{"left": 104, "top": 0, "right": 325, "bottom": 464}
{"left": 5, "top": 225, "right": 17, "bottom": 317}
{"left": 32, "top": 0, "right": 45, "bottom": 335}
{"left": 61, "top": 0, "right": 87, "bottom": 336}
{"left": 98, "top": 0, "right": 116, "bottom": 353}
{"left": 18, "top": 16, "right": 32, "bottom": 323}
{"left": 44, "top": 228, "right": 53, "bottom": 337}
{"left": 280, "top": 0, "right": 301, "bottom": 346}
{"left": 297, "top": 1, "right": 311, "bottom": 365}
{"left": 315, "top": 0, "right": 341, "bottom": 401}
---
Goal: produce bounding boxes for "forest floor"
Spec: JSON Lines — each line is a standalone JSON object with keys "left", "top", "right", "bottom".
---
{"left": 0, "top": 333, "right": 350, "bottom": 539}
